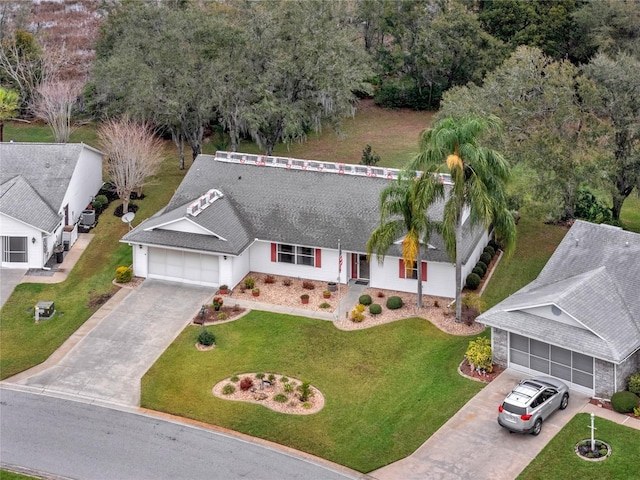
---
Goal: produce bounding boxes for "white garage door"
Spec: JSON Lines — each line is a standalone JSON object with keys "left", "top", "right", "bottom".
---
{"left": 509, "top": 333, "right": 594, "bottom": 394}
{"left": 148, "top": 247, "right": 219, "bottom": 286}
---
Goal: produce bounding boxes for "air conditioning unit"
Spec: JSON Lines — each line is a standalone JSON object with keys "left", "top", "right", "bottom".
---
{"left": 80, "top": 209, "right": 95, "bottom": 226}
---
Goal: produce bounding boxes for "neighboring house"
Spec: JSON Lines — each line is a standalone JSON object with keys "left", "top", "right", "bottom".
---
{"left": 0, "top": 143, "right": 104, "bottom": 269}
{"left": 478, "top": 220, "right": 640, "bottom": 398}
{"left": 121, "top": 151, "right": 490, "bottom": 298}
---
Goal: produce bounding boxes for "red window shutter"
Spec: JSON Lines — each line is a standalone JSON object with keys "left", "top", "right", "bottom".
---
{"left": 421, "top": 262, "right": 427, "bottom": 281}
{"left": 315, "top": 249, "right": 321, "bottom": 268}
{"left": 271, "top": 243, "right": 277, "bottom": 262}
{"left": 399, "top": 259, "right": 405, "bottom": 278}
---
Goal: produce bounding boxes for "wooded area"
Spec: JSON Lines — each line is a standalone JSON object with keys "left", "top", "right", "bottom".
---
{"left": 1, "top": 0, "right": 639, "bottom": 223}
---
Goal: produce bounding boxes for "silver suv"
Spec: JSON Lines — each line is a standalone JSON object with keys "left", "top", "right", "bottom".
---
{"left": 498, "top": 376, "right": 569, "bottom": 435}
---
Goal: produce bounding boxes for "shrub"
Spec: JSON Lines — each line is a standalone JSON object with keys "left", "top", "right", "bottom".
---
{"left": 284, "top": 382, "right": 295, "bottom": 393}
{"left": 244, "top": 277, "right": 255, "bottom": 289}
{"left": 369, "top": 303, "right": 382, "bottom": 315}
{"left": 377, "top": 291, "right": 385, "bottom": 298}
{"left": 264, "top": 274, "right": 276, "bottom": 284}
{"left": 302, "top": 280, "right": 315, "bottom": 290}
{"left": 433, "top": 299, "right": 440, "bottom": 308}
{"left": 489, "top": 239, "right": 500, "bottom": 251}
{"left": 230, "top": 375, "right": 239, "bottom": 382}
{"left": 92, "top": 194, "right": 108, "bottom": 212}
{"left": 283, "top": 278, "right": 292, "bottom": 287}
{"left": 273, "top": 393, "right": 288, "bottom": 403}
{"left": 462, "top": 293, "right": 486, "bottom": 313}
{"left": 255, "top": 372, "right": 265, "bottom": 380}
{"left": 476, "top": 261, "right": 487, "bottom": 275}
{"left": 465, "top": 273, "right": 481, "bottom": 290}
{"left": 472, "top": 266, "right": 485, "bottom": 278}
{"left": 239, "top": 377, "right": 254, "bottom": 391}
{"left": 355, "top": 304, "right": 366, "bottom": 313}
{"left": 217, "top": 312, "right": 228, "bottom": 320}
{"left": 480, "top": 252, "right": 492, "bottom": 265}
{"left": 319, "top": 302, "right": 331, "bottom": 309}
{"left": 466, "top": 336, "right": 493, "bottom": 373}
{"left": 297, "top": 381, "right": 314, "bottom": 402}
{"left": 628, "top": 371, "right": 640, "bottom": 395}
{"left": 611, "top": 391, "right": 639, "bottom": 413}
{"left": 197, "top": 329, "right": 215, "bottom": 346}
{"left": 358, "top": 294, "right": 372, "bottom": 305}
{"left": 280, "top": 376, "right": 289, "bottom": 383}
{"left": 386, "top": 296, "right": 403, "bottom": 310}
{"left": 222, "top": 384, "right": 235, "bottom": 395}
{"left": 350, "top": 305, "right": 365, "bottom": 322}
{"left": 483, "top": 245, "right": 495, "bottom": 257}
{"left": 115, "top": 266, "right": 132, "bottom": 283}
{"left": 268, "top": 374, "right": 276, "bottom": 383}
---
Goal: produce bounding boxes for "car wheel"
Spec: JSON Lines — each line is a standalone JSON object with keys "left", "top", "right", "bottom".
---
{"left": 560, "top": 393, "right": 569, "bottom": 410}
{"left": 531, "top": 418, "right": 542, "bottom": 436}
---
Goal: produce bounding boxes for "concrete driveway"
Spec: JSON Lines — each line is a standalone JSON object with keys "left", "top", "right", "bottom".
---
{"left": 0, "top": 268, "right": 26, "bottom": 308}
{"left": 10, "top": 280, "right": 212, "bottom": 406}
{"left": 371, "top": 369, "right": 590, "bottom": 480}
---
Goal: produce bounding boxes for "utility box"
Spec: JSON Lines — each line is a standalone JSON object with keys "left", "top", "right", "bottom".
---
{"left": 35, "top": 301, "right": 55, "bottom": 320}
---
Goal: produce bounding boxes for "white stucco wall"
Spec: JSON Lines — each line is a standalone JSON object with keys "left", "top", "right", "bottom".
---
{"left": 61, "top": 146, "right": 103, "bottom": 225}
{"left": 369, "top": 257, "right": 456, "bottom": 298}
{"left": 0, "top": 213, "right": 58, "bottom": 268}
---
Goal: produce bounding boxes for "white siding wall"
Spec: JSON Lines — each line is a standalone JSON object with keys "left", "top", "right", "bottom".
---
{"left": 369, "top": 257, "right": 456, "bottom": 298}
{"left": 0, "top": 214, "right": 46, "bottom": 268}
{"left": 62, "top": 147, "right": 103, "bottom": 225}
{"left": 462, "top": 230, "right": 490, "bottom": 286}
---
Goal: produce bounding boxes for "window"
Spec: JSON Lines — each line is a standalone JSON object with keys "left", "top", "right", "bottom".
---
{"left": 398, "top": 259, "right": 427, "bottom": 280}
{"left": 272, "top": 243, "right": 319, "bottom": 267}
{"left": 2, "top": 236, "right": 28, "bottom": 263}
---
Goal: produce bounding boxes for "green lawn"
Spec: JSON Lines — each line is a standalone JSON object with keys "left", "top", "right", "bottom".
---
{"left": 0, "top": 470, "right": 38, "bottom": 480}
{"left": 142, "top": 313, "right": 484, "bottom": 473}
{"left": 518, "top": 414, "right": 640, "bottom": 480}
{"left": 620, "top": 193, "right": 640, "bottom": 233}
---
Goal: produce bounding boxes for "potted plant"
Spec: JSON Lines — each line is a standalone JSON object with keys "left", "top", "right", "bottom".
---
{"left": 219, "top": 284, "right": 229, "bottom": 295}
{"left": 300, "top": 294, "right": 309, "bottom": 304}
{"left": 252, "top": 288, "right": 260, "bottom": 297}
{"left": 323, "top": 290, "right": 331, "bottom": 299}
{"left": 212, "top": 296, "right": 224, "bottom": 311}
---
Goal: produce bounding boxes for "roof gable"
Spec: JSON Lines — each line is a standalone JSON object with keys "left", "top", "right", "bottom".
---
{"left": 0, "top": 175, "right": 60, "bottom": 232}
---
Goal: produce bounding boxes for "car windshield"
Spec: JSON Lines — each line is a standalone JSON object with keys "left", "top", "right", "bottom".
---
{"left": 502, "top": 402, "right": 527, "bottom": 416}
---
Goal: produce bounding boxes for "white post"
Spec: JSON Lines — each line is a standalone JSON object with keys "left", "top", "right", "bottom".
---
{"left": 336, "top": 239, "right": 341, "bottom": 322}
{"left": 34, "top": 304, "right": 39, "bottom": 323}
{"left": 590, "top": 413, "right": 596, "bottom": 451}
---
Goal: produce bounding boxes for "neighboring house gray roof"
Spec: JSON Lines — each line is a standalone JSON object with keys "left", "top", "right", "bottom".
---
{"left": 0, "top": 143, "right": 104, "bottom": 232}
{"left": 478, "top": 220, "right": 640, "bottom": 363}
{"left": 123, "top": 154, "right": 483, "bottom": 263}
{"left": 0, "top": 175, "right": 61, "bottom": 233}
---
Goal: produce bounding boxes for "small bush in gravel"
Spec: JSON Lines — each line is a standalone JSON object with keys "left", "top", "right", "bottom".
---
{"left": 369, "top": 303, "right": 382, "bottom": 315}
{"left": 377, "top": 291, "right": 385, "bottom": 298}
{"left": 230, "top": 375, "right": 239, "bottom": 382}
{"left": 386, "top": 296, "right": 403, "bottom": 310}
{"left": 222, "top": 384, "right": 236, "bottom": 395}
{"left": 628, "top": 371, "right": 640, "bottom": 395}
{"left": 240, "top": 377, "right": 254, "bottom": 391}
{"left": 273, "top": 393, "right": 288, "bottom": 403}
{"left": 255, "top": 372, "right": 265, "bottom": 381}
{"left": 217, "top": 312, "right": 228, "bottom": 320}
{"left": 302, "top": 280, "right": 315, "bottom": 290}
{"left": 115, "top": 266, "right": 132, "bottom": 283}
{"left": 319, "top": 302, "right": 331, "bottom": 309}
{"left": 480, "top": 252, "right": 492, "bottom": 265}
{"left": 283, "top": 278, "right": 292, "bottom": 287}
{"left": 198, "top": 329, "right": 215, "bottom": 346}
{"left": 268, "top": 374, "right": 276, "bottom": 383}
{"left": 359, "top": 294, "right": 372, "bottom": 305}
{"left": 297, "top": 382, "right": 314, "bottom": 402}
{"left": 351, "top": 304, "right": 365, "bottom": 322}
{"left": 611, "top": 391, "right": 639, "bottom": 413}
{"left": 244, "top": 277, "right": 255, "bottom": 289}
{"left": 264, "top": 274, "right": 276, "bottom": 284}
{"left": 465, "top": 273, "right": 481, "bottom": 290}
{"left": 284, "top": 382, "right": 295, "bottom": 393}
{"left": 280, "top": 376, "right": 289, "bottom": 383}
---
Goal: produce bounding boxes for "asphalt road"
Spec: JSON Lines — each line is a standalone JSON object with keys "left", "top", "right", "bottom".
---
{"left": 0, "top": 387, "right": 364, "bottom": 480}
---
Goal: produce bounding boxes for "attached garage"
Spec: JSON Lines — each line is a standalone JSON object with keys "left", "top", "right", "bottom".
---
{"left": 148, "top": 247, "right": 219, "bottom": 286}
{"left": 509, "top": 333, "right": 594, "bottom": 394}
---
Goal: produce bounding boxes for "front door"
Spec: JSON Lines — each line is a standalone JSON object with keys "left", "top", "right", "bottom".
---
{"left": 358, "top": 254, "right": 369, "bottom": 280}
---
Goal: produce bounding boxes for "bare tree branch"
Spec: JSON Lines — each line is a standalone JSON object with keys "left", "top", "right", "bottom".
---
{"left": 30, "top": 79, "right": 82, "bottom": 142}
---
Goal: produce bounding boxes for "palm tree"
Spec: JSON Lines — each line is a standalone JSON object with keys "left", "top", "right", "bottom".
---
{"left": 410, "top": 115, "right": 516, "bottom": 322}
{"left": 0, "top": 88, "right": 20, "bottom": 143}
{"left": 367, "top": 171, "right": 444, "bottom": 308}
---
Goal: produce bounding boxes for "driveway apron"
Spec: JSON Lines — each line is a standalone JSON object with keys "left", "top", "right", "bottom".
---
{"left": 16, "top": 280, "right": 212, "bottom": 406}
{"left": 371, "top": 369, "right": 590, "bottom": 480}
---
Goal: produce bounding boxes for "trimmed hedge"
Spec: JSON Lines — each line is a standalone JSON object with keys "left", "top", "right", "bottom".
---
{"left": 611, "top": 391, "right": 639, "bottom": 413}
{"left": 472, "top": 266, "right": 485, "bottom": 278}
{"left": 476, "top": 261, "right": 487, "bottom": 275}
{"left": 369, "top": 303, "right": 382, "bottom": 315}
{"left": 465, "top": 273, "right": 481, "bottom": 290}
{"left": 386, "top": 296, "right": 403, "bottom": 310}
{"left": 198, "top": 329, "right": 216, "bottom": 346}
{"left": 359, "top": 294, "right": 373, "bottom": 306}
{"left": 483, "top": 245, "right": 495, "bottom": 257}
{"left": 480, "top": 252, "right": 492, "bottom": 265}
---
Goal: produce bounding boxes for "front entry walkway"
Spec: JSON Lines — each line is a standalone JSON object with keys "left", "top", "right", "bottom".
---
{"left": 371, "top": 369, "right": 590, "bottom": 480}
{"left": 8, "top": 280, "right": 212, "bottom": 406}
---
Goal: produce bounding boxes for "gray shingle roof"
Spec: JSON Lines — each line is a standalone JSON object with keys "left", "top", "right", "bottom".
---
{"left": 478, "top": 220, "right": 640, "bottom": 363}
{"left": 123, "top": 154, "right": 483, "bottom": 263}
{"left": 0, "top": 175, "right": 61, "bottom": 232}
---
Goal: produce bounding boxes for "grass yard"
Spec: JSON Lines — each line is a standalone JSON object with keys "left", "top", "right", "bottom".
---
{"left": 518, "top": 413, "right": 640, "bottom": 480}
{"left": 141, "top": 313, "right": 484, "bottom": 473}
{"left": 620, "top": 193, "right": 640, "bottom": 233}
{"left": 481, "top": 216, "right": 569, "bottom": 309}
{"left": 0, "top": 470, "right": 37, "bottom": 480}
